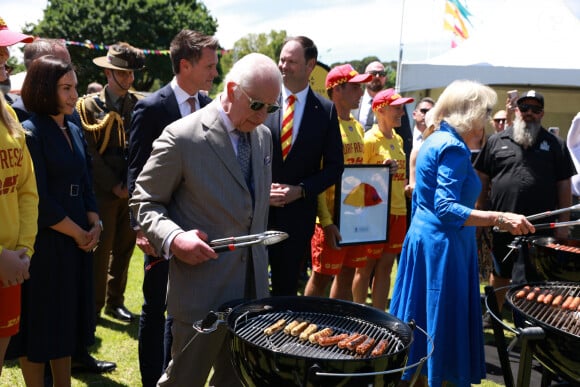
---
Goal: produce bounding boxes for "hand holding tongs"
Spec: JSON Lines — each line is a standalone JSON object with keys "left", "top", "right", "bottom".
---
{"left": 209, "top": 230, "right": 289, "bottom": 252}
{"left": 493, "top": 203, "right": 580, "bottom": 233}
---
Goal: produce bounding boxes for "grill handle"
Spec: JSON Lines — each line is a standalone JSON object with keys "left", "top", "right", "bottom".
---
{"left": 311, "top": 321, "right": 434, "bottom": 382}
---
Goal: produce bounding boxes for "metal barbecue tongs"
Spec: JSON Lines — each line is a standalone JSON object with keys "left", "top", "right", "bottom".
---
{"left": 209, "top": 230, "right": 289, "bottom": 252}
{"left": 499, "top": 203, "right": 580, "bottom": 263}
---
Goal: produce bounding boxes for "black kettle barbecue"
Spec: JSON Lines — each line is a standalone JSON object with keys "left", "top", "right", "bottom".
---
{"left": 193, "top": 297, "right": 433, "bottom": 387}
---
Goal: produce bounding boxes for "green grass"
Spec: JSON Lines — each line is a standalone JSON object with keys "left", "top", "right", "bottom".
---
{"left": 2, "top": 252, "right": 507, "bottom": 386}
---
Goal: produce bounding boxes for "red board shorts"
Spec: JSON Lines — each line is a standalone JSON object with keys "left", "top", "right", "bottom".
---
{"left": 0, "top": 284, "right": 21, "bottom": 337}
{"left": 363, "top": 215, "right": 407, "bottom": 259}
{"left": 311, "top": 224, "right": 368, "bottom": 276}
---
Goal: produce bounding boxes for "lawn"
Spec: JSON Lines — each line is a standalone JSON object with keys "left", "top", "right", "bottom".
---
{"left": 2, "top": 252, "right": 507, "bottom": 386}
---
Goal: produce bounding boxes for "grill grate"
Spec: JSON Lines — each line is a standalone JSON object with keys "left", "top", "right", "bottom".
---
{"left": 232, "top": 310, "right": 406, "bottom": 360}
{"left": 510, "top": 284, "right": 580, "bottom": 337}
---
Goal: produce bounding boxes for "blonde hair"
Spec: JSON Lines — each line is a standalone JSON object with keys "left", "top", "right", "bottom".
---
{"left": 430, "top": 80, "right": 497, "bottom": 135}
{"left": 0, "top": 93, "right": 24, "bottom": 138}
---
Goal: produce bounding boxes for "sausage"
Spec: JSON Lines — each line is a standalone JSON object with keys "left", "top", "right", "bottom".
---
{"left": 263, "top": 319, "right": 286, "bottom": 336}
{"left": 569, "top": 296, "right": 580, "bottom": 311}
{"left": 526, "top": 289, "right": 538, "bottom": 301}
{"left": 552, "top": 294, "right": 563, "bottom": 307}
{"left": 346, "top": 334, "right": 368, "bottom": 351}
{"left": 562, "top": 296, "right": 574, "bottom": 310}
{"left": 542, "top": 293, "right": 554, "bottom": 305}
{"left": 338, "top": 333, "right": 361, "bottom": 349}
{"left": 299, "top": 323, "right": 318, "bottom": 341}
{"left": 284, "top": 320, "right": 300, "bottom": 335}
{"left": 355, "top": 336, "right": 376, "bottom": 355}
{"left": 317, "top": 333, "right": 348, "bottom": 347}
{"left": 371, "top": 338, "right": 389, "bottom": 357}
{"left": 309, "top": 327, "right": 333, "bottom": 344}
{"left": 536, "top": 289, "right": 549, "bottom": 303}
{"left": 290, "top": 321, "right": 309, "bottom": 336}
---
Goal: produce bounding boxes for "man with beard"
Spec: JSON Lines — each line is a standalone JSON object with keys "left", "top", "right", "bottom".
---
{"left": 353, "top": 61, "right": 387, "bottom": 131}
{"left": 474, "top": 90, "right": 575, "bottom": 327}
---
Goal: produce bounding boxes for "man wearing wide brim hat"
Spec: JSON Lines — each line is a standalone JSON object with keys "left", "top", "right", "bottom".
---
{"left": 77, "top": 42, "right": 145, "bottom": 325}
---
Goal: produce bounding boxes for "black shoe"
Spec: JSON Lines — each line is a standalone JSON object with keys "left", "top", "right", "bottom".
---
{"left": 105, "top": 305, "right": 137, "bottom": 322}
{"left": 71, "top": 354, "right": 116, "bottom": 374}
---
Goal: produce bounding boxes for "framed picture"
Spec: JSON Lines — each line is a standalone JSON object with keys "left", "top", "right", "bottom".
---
{"left": 334, "top": 165, "right": 391, "bottom": 246}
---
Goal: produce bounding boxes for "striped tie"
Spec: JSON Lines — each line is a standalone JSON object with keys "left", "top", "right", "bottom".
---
{"left": 281, "top": 94, "right": 296, "bottom": 160}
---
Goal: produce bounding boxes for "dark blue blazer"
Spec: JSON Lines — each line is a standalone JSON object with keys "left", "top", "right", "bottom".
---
{"left": 127, "top": 83, "right": 212, "bottom": 197}
{"left": 265, "top": 87, "right": 343, "bottom": 234}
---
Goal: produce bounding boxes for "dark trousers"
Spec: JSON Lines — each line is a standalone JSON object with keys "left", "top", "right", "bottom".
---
{"left": 93, "top": 195, "right": 136, "bottom": 313}
{"left": 138, "top": 254, "right": 172, "bottom": 387}
{"left": 268, "top": 233, "right": 310, "bottom": 296}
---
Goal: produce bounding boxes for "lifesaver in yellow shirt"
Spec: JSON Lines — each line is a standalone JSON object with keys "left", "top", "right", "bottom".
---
{"left": 343, "top": 183, "right": 383, "bottom": 208}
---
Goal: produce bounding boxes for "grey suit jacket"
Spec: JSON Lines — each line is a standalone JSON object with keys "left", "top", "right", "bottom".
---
{"left": 130, "top": 100, "right": 272, "bottom": 323}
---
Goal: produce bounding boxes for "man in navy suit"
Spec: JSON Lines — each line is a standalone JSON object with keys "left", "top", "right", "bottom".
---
{"left": 265, "top": 36, "right": 344, "bottom": 296}
{"left": 127, "top": 30, "right": 218, "bottom": 387}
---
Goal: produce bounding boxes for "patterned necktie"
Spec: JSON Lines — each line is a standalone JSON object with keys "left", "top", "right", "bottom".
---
{"left": 187, "top": 96, "right": 197, "bottom": 114}
{"left": 235, "top": 129, "right": 252, "bottom": 189}
{"left": 281, "top": 94, "right": 296, "bottom": 160}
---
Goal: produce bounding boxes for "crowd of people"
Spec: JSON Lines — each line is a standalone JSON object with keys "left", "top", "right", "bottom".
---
{"left": 1, "top": 14, "right": 578, "bottom": 387}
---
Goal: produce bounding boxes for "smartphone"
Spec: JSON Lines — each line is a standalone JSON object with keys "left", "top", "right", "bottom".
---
{"left": 507, "top": 90, "right": 518, "bottom": 108}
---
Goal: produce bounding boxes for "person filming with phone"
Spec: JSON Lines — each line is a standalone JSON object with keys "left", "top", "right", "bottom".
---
{"left": 474, "top": 90, "right": 576, "bottom": 328}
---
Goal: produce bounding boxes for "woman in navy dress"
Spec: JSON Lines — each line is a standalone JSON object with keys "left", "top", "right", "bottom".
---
{"left": 390, "top": 80, "right": 535, "bottom": 387}
{"left": 8, "top": 56, "right": 101, "bottom": 386}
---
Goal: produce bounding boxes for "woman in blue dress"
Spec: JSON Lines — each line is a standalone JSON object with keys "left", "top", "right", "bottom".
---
{"left": 8, "top": 55, "right": 101, "bottom": 386}
{"left": 390, "top": 80, "right": 535, "bottom": 387}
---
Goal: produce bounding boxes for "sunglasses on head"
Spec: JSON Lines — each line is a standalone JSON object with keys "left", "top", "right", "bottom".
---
{"left": 239, "top": 86, "right": 280, "bottom": 113}
{"left": 367, "top": 70, "right": 386, "bottom": 77}
{"left": 419, "top": 108, "right": 430, "bottom": 114}
{"left": 518, "top": 104, "right": 543, "bottom": 114}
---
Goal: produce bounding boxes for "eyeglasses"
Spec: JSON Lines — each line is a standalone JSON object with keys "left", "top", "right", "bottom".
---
{"left": 238, "top": 86, "right": 280, "bottom": 113}
{"left": 419, "top": 108, "right": 430, "bottom": 114}
{"left": 518, "top": 104, "right": 543, "bottom": 114}
{"left": 367, "top": 70, "right": 386, "bottom": 77}
{"left": 494, "top": 118, "right": 506, "bottom": 124}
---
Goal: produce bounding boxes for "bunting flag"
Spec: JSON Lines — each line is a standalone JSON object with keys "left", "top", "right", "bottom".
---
{"left": 443, "top": 0, "right": 472, "bottom": 47}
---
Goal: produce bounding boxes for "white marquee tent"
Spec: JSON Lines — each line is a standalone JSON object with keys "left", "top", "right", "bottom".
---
{"left": 398, "top": 0, "right": 580, "bottom": 92}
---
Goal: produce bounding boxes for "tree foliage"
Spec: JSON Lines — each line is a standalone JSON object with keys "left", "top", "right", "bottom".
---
{"left": 25, "top": 0, "right": 219, "bottom": 93}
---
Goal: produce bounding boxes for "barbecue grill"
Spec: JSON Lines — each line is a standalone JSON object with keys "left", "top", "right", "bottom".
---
{"left": 194, "top": 296, "right": 433, "bottom": 387}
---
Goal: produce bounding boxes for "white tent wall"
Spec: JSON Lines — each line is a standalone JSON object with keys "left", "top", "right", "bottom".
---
{"left": 399, "top": 0, "right": 580, "bottom": 138}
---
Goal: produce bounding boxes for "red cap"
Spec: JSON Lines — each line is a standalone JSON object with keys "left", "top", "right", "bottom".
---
{"left": 325, "top": 64, "right": 372, "bottom": 90}
{"left": 0, "top": 17, "right": 34, "bottom": 47}
{"left": 372, "top": 88, "right": 414, "bottom": 111}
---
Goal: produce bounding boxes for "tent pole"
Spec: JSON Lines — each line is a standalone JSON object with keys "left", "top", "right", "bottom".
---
{"left": 395, "top": 0, "right": 406, "bottom": 92}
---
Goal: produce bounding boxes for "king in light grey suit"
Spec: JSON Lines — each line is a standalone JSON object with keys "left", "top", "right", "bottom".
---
{"left": 130, "top": 53, "right": 282, "bottom": 387}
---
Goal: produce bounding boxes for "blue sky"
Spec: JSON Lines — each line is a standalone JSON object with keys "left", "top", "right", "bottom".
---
{"left": 3, "top": 0, "right": 580, "bottom": 65}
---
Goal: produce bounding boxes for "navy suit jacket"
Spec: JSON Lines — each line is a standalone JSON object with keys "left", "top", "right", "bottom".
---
{"left": 127, "top": 83, "right": 212, "bottom": 195}
{"left": 264, "top": 87, "right": 343, "bottom": 235}
{"left": 127, "top": 83, "right": 212, "bottom": 227}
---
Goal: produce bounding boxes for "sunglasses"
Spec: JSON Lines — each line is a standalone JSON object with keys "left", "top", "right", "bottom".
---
{"left": 518, "top": 104, "right": 543, "bottom": 114}
{"left": 494, "top": 118, "right": 506, "bottom": 124}
{"left": 239, "top": 86, "right": 280, "bottom": 113}
{"left": 419, "top": 108, "right": 430, "bottom": 114}
{"left": 367, "top": 70, "right": 386, "bottom": 77}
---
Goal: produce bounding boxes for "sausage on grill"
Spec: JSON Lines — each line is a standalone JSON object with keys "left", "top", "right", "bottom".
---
{"left": 552, "top": 294, "right": 563, "bottom": 307}
{"left": 290, "top": 321, "right": 309, "bottom": 336}
{"left": 371, "top": 338, "right": 389, "bottom": 357}
{"left": 309, "top": 327, "right": 333, "bottom": 344}
{"left": 562, "top": 296, "right": 574, "bottom": 310}
{"left": 346, "top": 334, "right": 368, "bottom": 351}
{"left": 299, "top": 323, "right": 318, "bottom": 341}
{"left": 338, "top": 333, "right": 361, "bottom": 349}
{"left": 284, "top": 320, "right": 300, "bottom": 335}
{"left": 355, "top": 336, "right": 376, "bottom": 355}
{"left": 263, "top": 319, "right": 286, "bottom": 336}
{"left": 569, "top": 296, "right": 580, "bottom": 311}
{"left": 318, "top": 333, "right": 348, "bottom": 347}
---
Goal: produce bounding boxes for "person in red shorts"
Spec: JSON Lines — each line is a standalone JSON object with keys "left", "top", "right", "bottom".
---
{"left": 352, "top": 88, "right": 413, "bottom": 310}
{"left": 303, "top": 64, "right": 372, "bottom": 300}
{"left": 0, "top": 17, "right": 37, "bottom": 376}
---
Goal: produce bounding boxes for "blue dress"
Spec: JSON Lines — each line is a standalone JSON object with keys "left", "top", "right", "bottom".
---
{"left": 390, "top": 121, "right": 486, "bottom": 386}
{"left": 7, "top": 114, "right": 97, "bottom": 362}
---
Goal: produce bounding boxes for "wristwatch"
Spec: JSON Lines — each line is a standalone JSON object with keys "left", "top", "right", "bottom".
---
{"left": 94, "top": 220, "right": 104, "bottom": 231}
